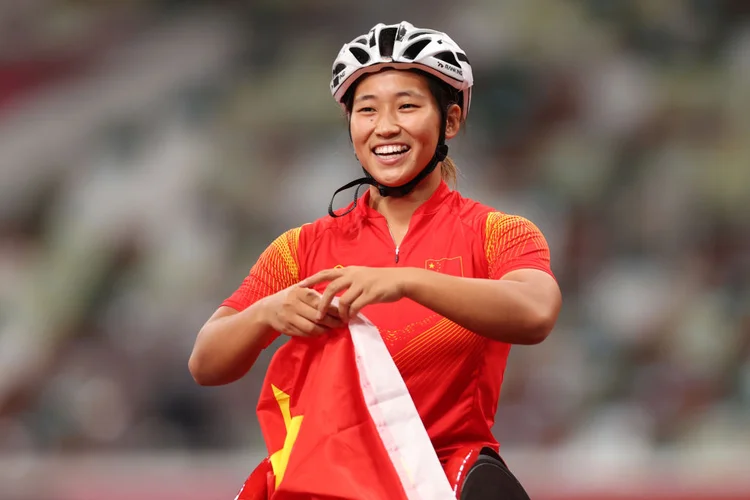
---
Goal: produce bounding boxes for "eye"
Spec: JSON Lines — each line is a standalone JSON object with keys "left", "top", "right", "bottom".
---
{"left": 400, "top": 103, "right": 418, "bottom": 109}
{"left": 356, "top": 106, "right": 375, "bottom": 113}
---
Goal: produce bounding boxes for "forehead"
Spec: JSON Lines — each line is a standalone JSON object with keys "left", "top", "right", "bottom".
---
{"left": 353, "top": 69, "right": 431, "bottom": 98}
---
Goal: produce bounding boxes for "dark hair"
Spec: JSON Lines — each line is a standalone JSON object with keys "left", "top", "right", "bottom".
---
{"left": 342, "top": 68, "right": 463, "bottom": 187}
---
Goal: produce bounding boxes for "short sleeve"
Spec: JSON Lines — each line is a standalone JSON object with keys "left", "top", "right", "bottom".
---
{"left": 222, "top": 227, "right": 302, "bottom": 311}
{"left": 484, "top": 213, "right": 553, "bottom": 280}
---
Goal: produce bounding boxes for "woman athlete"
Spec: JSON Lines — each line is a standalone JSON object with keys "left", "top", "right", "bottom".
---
{"left": 190, "top": 21, "right": 561, "bottom": 499}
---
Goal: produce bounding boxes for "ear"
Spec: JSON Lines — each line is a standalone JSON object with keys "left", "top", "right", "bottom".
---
{"left": 444, "top": 104, "right": 462, "bottom": 139}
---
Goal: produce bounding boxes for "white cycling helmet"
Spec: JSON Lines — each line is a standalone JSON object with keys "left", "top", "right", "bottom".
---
{"left": 330, "top": 21, "right": 474, "bottom": 121}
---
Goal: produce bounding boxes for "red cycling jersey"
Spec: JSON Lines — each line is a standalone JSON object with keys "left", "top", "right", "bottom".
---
{"left": 223, "top": 180, "right": 553, "bottom": 463}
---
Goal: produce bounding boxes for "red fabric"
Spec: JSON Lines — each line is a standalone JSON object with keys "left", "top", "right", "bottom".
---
{"left": 253, "top": 329, "right": 409, "bottom": 500}
{"left": 444, "top": 446, "right": 483, "bottom": 498}
{"left": 223, "top": 181, "right": 555, "bottom": 464}
{"left": 222, "top": 227, "right": 301, "bottom": 312}
{"left": 483, "top": 213, "right": 552, "bottom": 279}
{"left": 235, "top": 458, "right": 272, "bottom": 500}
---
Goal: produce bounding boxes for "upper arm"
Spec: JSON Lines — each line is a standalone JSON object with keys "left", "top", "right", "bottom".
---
{"left": 196, "top": 305, "right": 242, "bottom": 346}
{"left": 501, "top": 268, "right": 562, "bottom": 325}
{"left": 483, "top": 212, "right": 553, "bottom": 280}
{"left": 483, "top": 212, "right": 560, "bottom": 326}
{"left": 203, "top": 305, "right": 240, "bottom": 326}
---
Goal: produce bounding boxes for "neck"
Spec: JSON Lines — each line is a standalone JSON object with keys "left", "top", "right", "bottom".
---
{"left": 368, "top": 169, "right": 443, "bottom": 228}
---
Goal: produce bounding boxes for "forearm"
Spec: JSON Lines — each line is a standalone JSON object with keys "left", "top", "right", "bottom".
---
{"left": 402, "top": 268, "right": 558, "bottom": 344}
{"left": 189, "top": 299, "right": 276, "bottom": 386}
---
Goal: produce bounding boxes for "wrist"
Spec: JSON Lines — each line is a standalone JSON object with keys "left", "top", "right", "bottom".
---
{"left": 401, "top": 267, "right": 427, "bottom": 300}
{"left": 249, "top": 295, "right": 275, "bottom": 331}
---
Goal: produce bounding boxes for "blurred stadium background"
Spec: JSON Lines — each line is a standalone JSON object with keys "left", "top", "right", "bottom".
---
{"left": 1, "top": 0, "right": 749, "bottom": 499}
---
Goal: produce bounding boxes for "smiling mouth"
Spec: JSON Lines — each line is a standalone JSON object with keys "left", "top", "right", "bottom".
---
{"left": 372, "top": 144, "right": 411, "bottom": 158}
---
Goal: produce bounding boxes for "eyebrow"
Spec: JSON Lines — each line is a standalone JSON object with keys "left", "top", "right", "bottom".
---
{"left": 354, "top": 90, "right": 427, "bottom": 103}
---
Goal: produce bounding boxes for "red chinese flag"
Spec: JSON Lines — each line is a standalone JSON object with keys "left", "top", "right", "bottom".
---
{"left": 235, "top": 311, "right": 455, "bottom": 500}
{"left": 425, "top": 257, "right": 464, "bottom": 277}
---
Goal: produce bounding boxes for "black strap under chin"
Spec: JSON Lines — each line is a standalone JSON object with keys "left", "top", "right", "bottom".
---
{"left": 327, "top": 143, "right": 448, "bottom": 218}
{"left": 327, "top": 177, "right": 375, "bottom": 218}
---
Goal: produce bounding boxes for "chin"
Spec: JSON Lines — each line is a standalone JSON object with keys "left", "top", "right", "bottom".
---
{"left": 368, "top": 170, "right": 416, "bottom": 188}
{"left": 365, "top": 162, "right": 419, "bottom": 187}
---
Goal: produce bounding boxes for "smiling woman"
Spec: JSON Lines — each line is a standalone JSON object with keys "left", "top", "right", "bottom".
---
{"left": 189, "top": 20, "right": 560, "bottom": 500}
{"left": 347, "top": 70, "right": 459, "bottom": 190}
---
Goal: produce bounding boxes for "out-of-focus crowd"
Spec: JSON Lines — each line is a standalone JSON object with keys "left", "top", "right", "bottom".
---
{"left": 0, "top": 0, "right": 748, "bottom": 458}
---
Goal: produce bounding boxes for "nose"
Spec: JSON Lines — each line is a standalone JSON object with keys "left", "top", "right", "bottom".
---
{"left": 374, "top": 110, "right": 400, "bottom": 138}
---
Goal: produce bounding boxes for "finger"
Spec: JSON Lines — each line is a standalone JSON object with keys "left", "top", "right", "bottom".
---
{"left": 280, "top": 322, "right": 311, "bottom": 338}
{"left": 317, "top": 278, "right": 352, "bottom": 320}
{"left": 295, "top": 300, "right": 340, "bottom": 326}
{"left": 299, "top": 269, "right": 344, "bottom": 288}
{"left": 291, "top": 316, "right": 328, "bottom": 337}
{"left": 291, "top": 288, "right": 341, "bottom": 321}
{"left": 311, "top": 291, "right": 345, "bottom": 317}
{"left": 348, "top": 293, "right": 372, "bottom": 319}
{"left": 317, "top": 312, "right": 346, "bottom": 329}
{"left": 323, "top": 303, "right": 343, "bottom": 319}
{"left": 337, "top": 287, "right": 363, "bottom": 323}
{"left": 297, "top": 287, "right": 322, "bottom": 306}
{"left": 301, "top": 303, "right": 345, "bottom": 329}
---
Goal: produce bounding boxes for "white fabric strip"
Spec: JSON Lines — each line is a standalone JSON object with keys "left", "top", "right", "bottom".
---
{"left": 345, "top": 303, "right": 455, "bottom": 500}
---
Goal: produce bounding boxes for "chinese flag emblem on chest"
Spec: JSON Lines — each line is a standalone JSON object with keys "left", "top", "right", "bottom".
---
{"left": 425, "top": 257, "right": 464, "bottom": 277}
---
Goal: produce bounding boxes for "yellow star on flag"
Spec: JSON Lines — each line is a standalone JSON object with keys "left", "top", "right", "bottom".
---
{"left": 269, "top": 385, "right": 304, "bottom": 488}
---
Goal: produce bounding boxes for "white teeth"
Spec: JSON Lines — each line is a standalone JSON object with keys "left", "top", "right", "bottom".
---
{"left": 374, "top": 144, "right": 409, "bottom": 155}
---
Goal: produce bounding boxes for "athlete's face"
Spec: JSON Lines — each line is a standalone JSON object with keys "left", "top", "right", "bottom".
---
{"left": 349, "top": 70, "right": 457, "bottom": 187}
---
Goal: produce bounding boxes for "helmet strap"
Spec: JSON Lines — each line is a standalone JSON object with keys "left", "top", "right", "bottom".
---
{"left": 328, "top": 117, "right": 449, "bottom": 218}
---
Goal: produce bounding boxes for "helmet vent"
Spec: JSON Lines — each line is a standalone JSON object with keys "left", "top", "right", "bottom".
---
{"left": 332, "top": 63, "right": 346, "bottom": 77}
{"left": 401, "top": 39, "right": 430, "bottom": 61}
{"left": 348, "top": 47, "right": 371, "bottom": 64}
{"left": 378, "top": 27, "right": 398, "bottom": 58}
{"left": 434, "top": 51, "right": 460, "bottom": 67}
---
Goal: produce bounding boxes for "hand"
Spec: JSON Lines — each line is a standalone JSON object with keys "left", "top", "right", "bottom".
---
{"left": 263, "top": 285, "right": 345, "bottom": 337}
{"left": 299, "top": 266, "right": 408, "bottom": 322}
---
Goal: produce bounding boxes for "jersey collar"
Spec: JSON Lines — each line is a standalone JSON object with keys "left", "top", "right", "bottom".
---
{"left": 355, "top": 180, "right": 453, "bottom": 219}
